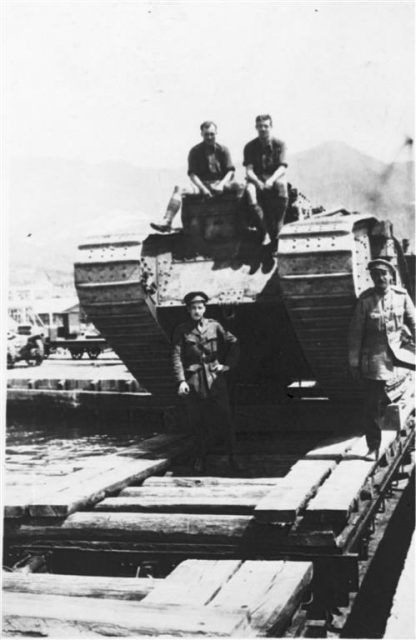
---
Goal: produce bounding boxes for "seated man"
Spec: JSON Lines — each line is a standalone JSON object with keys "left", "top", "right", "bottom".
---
{"left": 243, "top": 114, "right": 289, "bottom": 247}
{"left": 151, "top": 121, "right": 240, "bottom": 233}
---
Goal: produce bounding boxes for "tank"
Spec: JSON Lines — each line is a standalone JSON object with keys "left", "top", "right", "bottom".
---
{"left": 74, "top": 192, "right": 412, "bottom": 412}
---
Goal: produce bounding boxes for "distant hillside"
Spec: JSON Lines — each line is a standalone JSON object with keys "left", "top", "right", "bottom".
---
{"left": 289, "top": 141, "right": 414, "bottom": 242}
{"left": 8, "top": 141, "right": 414, "bottom": 288}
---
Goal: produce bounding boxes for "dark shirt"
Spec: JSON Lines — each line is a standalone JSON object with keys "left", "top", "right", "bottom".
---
{"left": 172, "top": 318, "right": 239, "bottom": 398}
{"left": 243, "top": 137, "right": 288, "bottom": 179}
{"left": 188, "top": 142, "right": 235, "bottom": 182}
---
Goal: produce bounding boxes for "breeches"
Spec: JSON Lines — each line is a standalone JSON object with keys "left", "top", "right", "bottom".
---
{"left": 362, "top": 379, "right": 389, "bottom": 449}
{"left": 184, "top": 387, "right": 236, "bottom": 458}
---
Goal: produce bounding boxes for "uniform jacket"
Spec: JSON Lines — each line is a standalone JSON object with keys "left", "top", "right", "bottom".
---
{"left": 348, "top": 285, "right": 416, "bottom": 380}
{"left": 172, "top": 318, "right": 239, "bottom": 398}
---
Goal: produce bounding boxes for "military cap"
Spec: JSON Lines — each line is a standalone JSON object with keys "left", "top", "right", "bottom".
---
{"left": 367, "top": 259, "right": 396, "bottom": 274}
{"left": 183, "top": 291, "right": 209, "bottom": 305}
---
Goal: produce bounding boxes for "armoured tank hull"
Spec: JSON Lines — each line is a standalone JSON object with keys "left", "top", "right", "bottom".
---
{"left": 74, "top": 198, "right": 410, "bottom": 410}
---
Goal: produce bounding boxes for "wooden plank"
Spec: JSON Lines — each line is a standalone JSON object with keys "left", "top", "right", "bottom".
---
{"left": 28, "top": 458, "right": 169, "bottom": 517}
{"left": 210, "top": 560, "right": 313, "bottom": 636}
{"left": 94, "top": 495, "right": 262, "bottom": 514}
{"left": 304, "top": 455, "right": 388, "bottom": 525}
{"left": 2, "top": 572, "right": 160, "bottom": 600}
{"left": 343, "top": 430, "right": 398, "bottom": 460}
{"left": 3, "top": 492, "right": 27, "bottom": 519}
{"left": 4, "top": 432, "right": 190, "bottom": 520}
{"left": 304, "top": 436, "right": 360, "bottom": 460}
{"left": 144, "top": 559, "right": 242, "bottom": 605}
{"left": 119, "top": 486, "right": 270, "bottom": 498}
{"left": 254, "top": 460, "right": 336, "bottom": 523}
{"left": 14, "top": 512, "right": 252, "bottom": 544}
{"left": 143, "top": 476, "right": 280, "bottom": 487}
{"left": 3, "top": 591, "right": 252, "bottom": 637}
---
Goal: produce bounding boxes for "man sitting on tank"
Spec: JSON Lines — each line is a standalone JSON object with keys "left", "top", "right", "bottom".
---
{"left": 150, "top": 121, "right": 240, "bottom": 233}
{"left": 243, "top": 114, "right": 289, "bottom": 249}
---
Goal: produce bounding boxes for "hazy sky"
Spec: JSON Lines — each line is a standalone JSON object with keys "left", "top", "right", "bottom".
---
{"left": 4, "top": 1, "right": 415, "bottom": 167}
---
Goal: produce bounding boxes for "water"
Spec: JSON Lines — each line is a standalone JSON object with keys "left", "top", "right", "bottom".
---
{"left": 5, "top": 413, "right": 158, "bottom": 487}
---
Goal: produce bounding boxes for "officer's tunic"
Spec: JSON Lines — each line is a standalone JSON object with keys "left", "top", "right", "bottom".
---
{"left": 172, "top": 318, "right": 239, "bottom": 460}
{"left": 348, "top": 285, "right": 415, "bottom": 449}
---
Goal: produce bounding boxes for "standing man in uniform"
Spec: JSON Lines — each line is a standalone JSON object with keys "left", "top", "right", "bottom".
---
{"left": 172, "top": 291, "right": 240, "bottom": 472}
{"left": 348, "top": 259, "right": 415, "bottom": 459}
{"left": 243, "top": 114, "right": 289, "bottom": 248}
{"left": 151, "top": 121, "right": 239, "bottom": 233}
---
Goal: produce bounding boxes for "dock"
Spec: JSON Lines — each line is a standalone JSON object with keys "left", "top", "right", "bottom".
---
{"left": 3, "top": 387, "right": 415, "bottom": 637}
{"left": 3, "top": 559, "right": 313, "bottom": 637}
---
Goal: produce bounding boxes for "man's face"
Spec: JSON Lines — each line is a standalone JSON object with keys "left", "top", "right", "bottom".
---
{"left": 201, "top": 125, "right": 217, "bottom": 145}
{"left": 188, "top": 302, "right": 206, "bottom": 322}
{"left": 370, "top": 267, "right": 393, "bottom": 292}
{"left": 256, "top": 119, "right": 272, "bottom": 141}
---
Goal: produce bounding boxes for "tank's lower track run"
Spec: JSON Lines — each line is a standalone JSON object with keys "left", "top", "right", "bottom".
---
{"left": 75, "top": 213, "right": 410, "bottom": 408}
{"left": 278, "top": 214, "right": 408, "bottom": 402}
{"left": 74, "top": 236, "right": 176, "bottom": 407}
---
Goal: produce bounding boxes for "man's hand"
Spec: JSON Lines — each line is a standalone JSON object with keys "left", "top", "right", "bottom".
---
{"left": 201, "top": 186, "right": 213, "bottom": 198}
{"left": 350, "top": 366, "right": 361, "bottom": 381}
{"left": 264, "top": 179, "right": 274, "bottom": 190}
{"left": 178, "top": 381, "right": 190, "bottom": 396}
{"left": 257, "top": 181, "right": 265, "bottom": 191}
{"left": 211, "top": 363, "right": 229, "bottom": 373}
{"left": 210, "top": 183, "right": 224, "bottom": 195}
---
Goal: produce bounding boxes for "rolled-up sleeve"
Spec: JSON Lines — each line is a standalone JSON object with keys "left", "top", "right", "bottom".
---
{"left": 243, "top": 141, "right": 254, "bottom": 167}
{"left": 222, "top": 146, "right": 235, "bottom": 173}
{"left": 187, "top": 146, "right": 199, "bottom": 177}
{"left": 278, "top": 141, "right": 288, "bottom": 167}
{"left": 172, "top": 327, "right": 186, "bottom": 385}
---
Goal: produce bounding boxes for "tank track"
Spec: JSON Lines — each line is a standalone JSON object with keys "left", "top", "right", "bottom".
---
{"left": 74, "top": 234, "right": 176, "bottom": 407}
{"left": 277, "top": 212, "right": 408, "bottom": 402}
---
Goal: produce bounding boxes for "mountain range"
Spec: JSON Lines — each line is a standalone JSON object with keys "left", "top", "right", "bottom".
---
{"left": 7, "top": 141, "right": 414, "bottom": 290}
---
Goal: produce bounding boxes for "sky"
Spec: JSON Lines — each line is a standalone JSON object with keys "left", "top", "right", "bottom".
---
{"left": 4, "top": 0, "right": 415, "bottom": 168}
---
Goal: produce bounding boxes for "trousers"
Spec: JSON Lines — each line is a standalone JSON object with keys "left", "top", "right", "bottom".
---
{"left": 246, "top": 180, "right": 289, "bottom": 240}
{"left": 362, "top": 379, "right": 389, "bottom": 450}
{"left": 184, "top": 386, "right": 236, "bottom": 461}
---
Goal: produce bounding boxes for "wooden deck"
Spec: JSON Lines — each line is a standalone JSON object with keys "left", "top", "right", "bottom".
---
{"left": 3, "top": 559, "right": 313, "bottom": 637}
{"left": 4, "top": 432, "right": 193, "bottom": 520}
{"left": 5, "top": 411, "right": 414, "bottom": 560}
{"left": 3, "top": 393, "right": 415, "bottom": 637}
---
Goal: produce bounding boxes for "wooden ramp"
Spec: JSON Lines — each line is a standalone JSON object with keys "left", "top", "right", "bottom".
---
{"left": 8, "top": 420, "right": 414, "bottom": 564}
{"left": 4, "top": 432, "right": 192, "bottom": 520}
{"left": 2, "top": 559, "right": 312, "bottom": 637}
